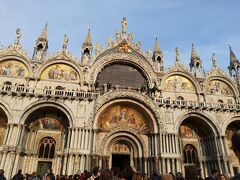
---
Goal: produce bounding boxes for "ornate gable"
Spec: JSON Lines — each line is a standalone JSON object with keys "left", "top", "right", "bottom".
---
{"left": 45, "top": 50, "right": 79, "bottom": 63}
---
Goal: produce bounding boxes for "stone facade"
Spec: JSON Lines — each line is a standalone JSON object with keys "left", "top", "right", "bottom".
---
{"left": 0, "top": 18, "right": 240, "bottom": 179}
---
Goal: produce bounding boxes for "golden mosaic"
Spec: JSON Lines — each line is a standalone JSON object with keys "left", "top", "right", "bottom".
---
{"left": 0, "top": 60, "right": 29, "bottom": 77}
{"left": 164, "top": 75, "right": 195, "bottom": 92}
{"left": 40, "top": 64, "right": 79, "bottom": 82}
{"left": 98, "top": 104, "right": 149, "bottom": 133}
{"left": 206, "top": 80, "right": 233, "bottom": 96}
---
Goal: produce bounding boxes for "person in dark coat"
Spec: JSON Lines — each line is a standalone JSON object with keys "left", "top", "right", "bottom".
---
{"left": 0, "top": 169, "right": 6, "bottom": 180}
{"left": 12, "top": 170, "right": 24, "bottom": 180}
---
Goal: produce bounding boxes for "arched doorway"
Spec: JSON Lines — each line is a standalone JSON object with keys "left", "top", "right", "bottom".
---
{"left": 22, "top": 106, "right": 70, "bottom": 176}
{"left": 225, "top": 120, "right": 240, "bottom": 175}
{"left": 0, "top": 108, "right": 8, "bottom": 146}
{"left": 179, "top": 114, "right": 218, "bottom": 179}
{"left": 95, "top": 101, "right": 154, "bottom": 175}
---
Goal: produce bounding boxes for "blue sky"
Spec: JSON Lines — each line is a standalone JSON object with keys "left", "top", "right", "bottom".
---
{"left": 0, "top": 0, "right": 240, "bottom": 72}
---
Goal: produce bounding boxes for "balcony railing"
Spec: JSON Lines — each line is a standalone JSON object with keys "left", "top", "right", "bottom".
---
{"left": 155, "top": 98, "right": 240, "bottom": 111}
{"left": 0, "top": 85, "right": 100, "bottom": 100}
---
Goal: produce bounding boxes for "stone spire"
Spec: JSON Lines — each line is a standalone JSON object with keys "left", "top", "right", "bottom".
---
{"left": 228, "top": 46, "right": 240, "bottom": 76}
{"left": 83, "top": 28, "right": 92, "bottom": 47}
{"left": 153, "top": 37, "right": 163, "bottom": 72}
{"left": 154, "top": 37, "right": 161, "bottom": 54}
{"left": 229, "top": 46, "right": 240, "bottom": 69}
{"left": 38, "top": 23, "right": 48, "bottom": 41}
{"left": 189, "top": 44, "right": 203, "bottom": 78}
{"left": 81, "top": 28, "right": 92, "bottom": 65}
{"left": 32, "top": 23, "right": 48, "bottom": 61}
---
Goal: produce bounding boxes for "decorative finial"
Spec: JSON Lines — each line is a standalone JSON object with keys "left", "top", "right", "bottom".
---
{"left": 63, "top": 34, "right": 69, "bottom": 51}
{"left": 121, "top": 17, "right": 127, "bottom": 38}
{"left": 212, "top": 53, "right": 217, "bottom": 67}
{"left": 176, "top": 47, "right": 180, "bottom": 63}
{"left": 14, "top": 28, "right": 21, "bottom": 45}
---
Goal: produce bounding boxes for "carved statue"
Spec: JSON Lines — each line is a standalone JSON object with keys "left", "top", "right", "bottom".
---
{"left": 121, "top": 17, "right": 127, "bottom": 37}
{"left": 14, "top": 28, "right": 21, "bottom": 45}
{"left": 127, "top": 32, "right": 134, "bottom": 42}
{"left": 176, "top": 47, "right": 180, "bottom": 62}
{"left": 212, "top": 53, "right": 217, "bottom": 67}
{"left": 135, "top": 41, "right": 141, "bottom": 50}
{"left": 115, "top": 31, "right": 122, "bottom": 43}
{"left": 147, "top": 49, "right": 153, "bottom": 60}
{"left": 63, "top": 34, "right": 69, "bottom": 51}
{"left": 107, "top": 38, "right": 115, "bottom": 48}
{"left": 94, "top": 43, "right": 102, "bottom": 55}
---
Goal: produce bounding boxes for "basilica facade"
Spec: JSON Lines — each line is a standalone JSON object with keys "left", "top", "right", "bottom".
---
{"left": 0, "top": 18, "right": 240, "bottom": 179}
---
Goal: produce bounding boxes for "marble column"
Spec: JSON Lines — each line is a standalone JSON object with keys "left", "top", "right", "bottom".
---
{"left": 85, "top": 130, "right": 89, "bottom": 150}
{"left": 3, "top": 124, "right": 10, "bottom": 145}
{"left": 12, "top": 153, "right": 20, "bottom": 176}
{"left": 0, "top": 151, "right": 7, "bottom": 169}
{"left": 77, "top": 128, "right": 82, "bottom": 149}
{"left": 74, "top": 128, "right": 78, "bottom": 149}
{"left": 6, "top": 124, "right": 14, "bottom": 145}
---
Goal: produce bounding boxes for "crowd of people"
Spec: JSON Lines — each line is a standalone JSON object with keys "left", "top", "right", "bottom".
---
{"left": 1, "top": 168, "right": 240, "bottom": 180}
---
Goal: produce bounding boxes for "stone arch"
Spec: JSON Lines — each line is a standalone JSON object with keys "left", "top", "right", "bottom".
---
{"left": 92, "top": 90, "right": 165, "bottom": 132}
{"left": 19, "top": 100, "right": 74, "bottom": 128}
{"left": 0, "top": 55, "right": 32, "bottom": 77}
{"left": 174, "top": 112, "right": 220, "bottom": 136}
{"left": 89, "top": 53, "right": 157, "bottom": 88}
{"left": 161, "top": 71, "right": 201, "bottom": 94}
{"left": 99, "top": 129, "right": 147, "bottom": 157}
{"left": 222, "top": 116, "right": 240, "bottom": 135}
{"left": 37, "top": 59, "right": 84, "bottom": 83}
{"left": 0, "top": 100, "right": 10, "bottom": 146}
{"left": 0, "top": 99, "right": 11, "bottom": 122}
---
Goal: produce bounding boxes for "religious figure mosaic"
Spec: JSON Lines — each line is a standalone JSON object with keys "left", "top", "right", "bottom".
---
{"left": 0, "top": 60, "right": 28, "bottom": 77}
{"left": 29, "top": 117, "right": 64, "bottom": 131}
{"left": 41, "top": 64, "right": 79, "bottom": 82}
{"left": 98, "top": 104, "right": 148, "bottom": 133}
{"left": 112, "top": 142, "right": 130, "bottom": 153}
{"left": 164, "top": 75, "right": 195, "bottom": 92}
{"left": 180, "top": 125, "right": 194, "bottom": 137}
{"left": 206, "top": 80, "right": 233, "bottom": 96}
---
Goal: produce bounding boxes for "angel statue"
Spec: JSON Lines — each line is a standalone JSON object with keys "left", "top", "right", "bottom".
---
{"left": 63, "top": 34, "right": 69, "bottom": 51}
{"left": 14, "top": 28, "right": 21, "bottom": 45}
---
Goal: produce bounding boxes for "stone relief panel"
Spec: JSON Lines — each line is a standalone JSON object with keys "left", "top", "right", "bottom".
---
{"left": 40, "top": 64, "right": 79, "bottom": 82}
{"left": 98, "top": 103, "right": 149, "bottom": 133}
{"left": 165, "top": 111, "right": 174, "bottom": 124}
{"left": 164, "top": 75, "right": 195, "bottom": 92}
{"left": 0, "top": 60, "right": 29, "bottom": 77}
{"left": 206, "top": 80, "right": 233, "bottom": 96}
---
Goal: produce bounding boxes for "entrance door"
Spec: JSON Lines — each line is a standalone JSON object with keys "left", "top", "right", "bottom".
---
{"left": 37, "top": 161, "right": 52, "bottom": 176}
{"left": 112, "top": 154, "right": 130, "bottom": 171}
